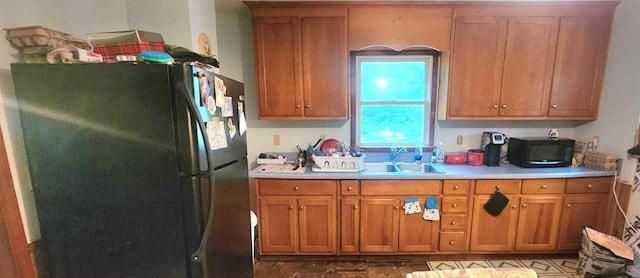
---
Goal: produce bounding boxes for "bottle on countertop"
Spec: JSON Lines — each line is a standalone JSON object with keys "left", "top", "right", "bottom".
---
{"left": 414, "top": 143, "right": 423, "bottom": 162}
{"left": 435, "top": 142, "right": 445, "bottom": 163}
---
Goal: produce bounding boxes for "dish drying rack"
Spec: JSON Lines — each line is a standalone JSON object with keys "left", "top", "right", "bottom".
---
{"left": 311, "top": 154, "right": 365, "bottom": 172}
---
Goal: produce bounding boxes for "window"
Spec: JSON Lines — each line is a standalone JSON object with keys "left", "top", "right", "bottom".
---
{"left": 352, "top": 50, "right": 438, "bottom": 149}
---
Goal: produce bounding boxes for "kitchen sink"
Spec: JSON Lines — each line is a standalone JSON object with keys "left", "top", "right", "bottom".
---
{"left": 362, "top": 163, "right": 445, "bottom": 174}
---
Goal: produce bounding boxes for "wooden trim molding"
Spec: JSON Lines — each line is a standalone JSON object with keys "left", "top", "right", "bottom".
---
{"left": 0, "top": 129, "right": 37, "bottom": 278}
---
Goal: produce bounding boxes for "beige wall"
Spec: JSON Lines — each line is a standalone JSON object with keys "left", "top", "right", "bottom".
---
{"left": 573, "top": 0, "right": 640, "bottom": 222}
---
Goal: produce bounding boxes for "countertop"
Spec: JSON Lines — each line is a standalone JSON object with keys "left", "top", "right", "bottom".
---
{"left": 249, "top": 163, "right": 614, "bottom": 180}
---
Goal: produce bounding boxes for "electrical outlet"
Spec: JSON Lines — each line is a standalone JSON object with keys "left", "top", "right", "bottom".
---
{"left": 320, "top": 134, "right": 326, "bottom": 140}
{"left": 273, "top": 134, "right": 280, "bottom": 146}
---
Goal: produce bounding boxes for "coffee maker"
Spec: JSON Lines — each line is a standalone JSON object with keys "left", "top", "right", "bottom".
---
{"left": 481, "top": 132, "right": 506, "bottom": 166}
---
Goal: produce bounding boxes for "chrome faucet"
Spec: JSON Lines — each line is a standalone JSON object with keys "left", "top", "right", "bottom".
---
{"left": 389, "top": 147, "right": 407, "bottom": 166}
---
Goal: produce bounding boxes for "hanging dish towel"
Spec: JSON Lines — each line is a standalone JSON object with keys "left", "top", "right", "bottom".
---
{"left": 404, "top": 197, "right": 421, "bottom": 215}
{"left": 423, "top": 197, "right": 440, "bottom": 221}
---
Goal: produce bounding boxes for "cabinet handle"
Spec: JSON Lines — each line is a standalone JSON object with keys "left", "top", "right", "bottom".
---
{"left": 496, "top": 185, "right": 501, "bottom": 190}
{"left": 541, "top": 184, "right": 547, "bottom": 189}
{"left": 449, "top": 240, "right": 455, "bottom": 245}
{"left": 299, "top": 206, "right": 304, "bottom": 210}
{"left": 451, "top": 221, "right": 456, "bottom": 225}
{"left": 552, "top": 104, "right": 558, "bottom": 108}
{"left": 512, "top": 205, "right": 517, "bottom": 209}
{"left": 567, "top": 204, "right": 572, "bottom": 208}
{"left": 305, "top": 104, "right": 310, "bottom": 108}
{"left": 289, "top": 205, "right": 294, "bottom": 209}
{"left": 453, "top": 185, "right": 459, "bottom": 190}
{"left": 587, "top": 184, "right": 593, "bottom": 189}
{"left": 295, "top": 104, "right": 301, "bottom": 108}
{"left": 452, "top": 203, "right": 457, "bottom": 208}
{"left": 294, "top": 186, "right": 299, "bottom": 191}
{"left": 347, "top": 186, "right": 352, "bottom": 191}
{"left": 354, "top": 205, "right": 358, "bottom": 209}
{"left": 493, "top": 104, "right": 499, "bottom": 109}
{"left": 501, "top": 104, "right": 507, "bottom": 108}
{"left": 394, "top": 206, "right": 399, "bottom": 210}
{"left": 522, "top": 204, "right": 528, "bottom": 208}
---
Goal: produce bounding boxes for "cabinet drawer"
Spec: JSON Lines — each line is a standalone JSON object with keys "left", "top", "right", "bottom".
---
{"left": 361, "top": 180, "right": 440, "bottom": 196}
{"left": 440, "top": 232, "right": 466, "bottom": 252}
{"left": 522, "top": 179, "right": 566, "bottom": 194}
{"left": 475, "top": 180, "right": 521, "bottom": 195}
{"left": 340, "top": 180, "right": 359, "bottom": 196}
{"left": 441, "top": 198, "right": 468, "bottom": 213}
{"left": 566, "top": 177, "right": 612, "bottom": 194}
{"left": 443, "top": 180, "right": 471, "bottom": 195}
{"left": 258, "top": 179, "right": 337, "bottom": 196}
{"left": 440, "top": 214, "right": 466, "bottom": 230}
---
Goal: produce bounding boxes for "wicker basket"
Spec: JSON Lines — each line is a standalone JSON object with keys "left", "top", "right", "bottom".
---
{"left": 583, "top": 152, "right": 618, "bottom": 171}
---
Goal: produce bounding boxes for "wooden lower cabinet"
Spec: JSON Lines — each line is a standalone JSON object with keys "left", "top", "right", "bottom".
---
{"left": 557, "top": 195, "right": 608, "bottom": 250}
{"left": 470, "top": 197, "right": 520, "bottom": 252}
{"left": 341, "top": 199, "right": 360, "bottom": 253}
{"left": 360, "top": 198, "right": 399, "bottom": 253}
{"left": 298, "top": 198, "right": 336, "bottom": 253}
{"left": 515, "top": 196, "right": 563, "bottom": 251}
{"left": 399, "top": 199, "right": 439, "bottom": 252}
{"left": 259, "top": 197, "right": 297, "bottom": 253}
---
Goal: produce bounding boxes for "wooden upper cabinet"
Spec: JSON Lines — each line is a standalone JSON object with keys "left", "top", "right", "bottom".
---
{"left": 549, "top": 16, "right": 612, "bottom": 119}
{"left": 254, "top": 17, "right": 303, "bottom": 118}
{"left": 301, "top": 16, "right": 348, "bottom": 118}
{"left": 499, "top": 17, "right": 559, "bottom": 117}
{"left": 348, "top": 7, "right": 452, "bottom": 51}
{"left": 251, "top": 8, "right": 348, "bottom": 120}
{"left": 448, "top": 16, "right": 507, "bottom": 117}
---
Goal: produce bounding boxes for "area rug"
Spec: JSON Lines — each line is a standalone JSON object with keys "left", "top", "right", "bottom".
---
{"left": 427, "top": 258, "right": 579, "bottom": 278}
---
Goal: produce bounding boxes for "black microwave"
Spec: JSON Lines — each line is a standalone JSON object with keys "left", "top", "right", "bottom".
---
{"left": 507, "top": 137, "right": 575, "bottom": 168}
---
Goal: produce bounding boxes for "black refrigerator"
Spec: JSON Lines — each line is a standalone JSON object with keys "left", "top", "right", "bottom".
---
{"left": 10, "top": 63, "right": 253, "bottom": 277}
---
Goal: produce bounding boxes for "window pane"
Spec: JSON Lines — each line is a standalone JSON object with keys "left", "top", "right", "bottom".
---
{"left": 360, "top": 61, "right": 426, "bottom": 102}
{"left": 360, "top": 104, "right": 424, "bottom": 145}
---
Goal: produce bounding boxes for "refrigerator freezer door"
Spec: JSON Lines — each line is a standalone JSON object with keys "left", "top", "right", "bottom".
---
{"left": 11, "top": 64, "right": 189, "bottom": 277}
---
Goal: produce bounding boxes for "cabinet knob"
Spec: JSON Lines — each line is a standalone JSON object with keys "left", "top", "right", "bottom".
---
{"left": 452, "top": 203, "right": 458, "bottom": 208}
{"left": 496, "top": 185, "right": 501, "bottom": 190}
{"left": 567, "top": 204, "right": 572, "bottom": 208}
{"left": 552, "top": 104, "right": 558, "bottom": 108}
{"left": 501, "top": 104, "right": 507, "bottom": 108}
{"left": 512, "top": 205, "right": 518, "bottom": 209}
{"left": 305, "top": 104, "right": 310, "bottom": 108}
{"left": 493, "top": 104, "right": 499, "bottom": 109}
{"left": 295, "top": 104, "right": 301, "bottom": 108}
{"left": 541, "top": 184, "right": 547, "bottom": 189}
{"left": 453, "top": 185, "right": 459, "bottom": 190}
{"left": 451, "top": 221, "right": 456, "bottom": 225}
{"left": 354, "top": 205, "right": 358, "bottom": 209}
{"left": 449, "top": 240, "right": 455, "bottom": 245}
{"left": 394, "top": 206, "right": 399, "bottom": 210}
{"left": 347, "top": 186, "right": 353, "bottom": 191}
{"left": 289, "top": 205, "right": 294, "bottom": 209}
{"left": 294, "top": 186, "right": 299, "bottom": 191}
{"left": 299, "top": 206, "right": 304, "bottom": 210}
{"left": 522, "top": 204, "right": 528, "bottom": 208}
{"left": 587, "top": 184, "right": 593, "bottom": 189}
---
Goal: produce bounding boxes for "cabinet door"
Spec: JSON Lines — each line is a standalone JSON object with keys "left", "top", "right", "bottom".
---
{"left": 360, "top": 198, "right": 399, "bottom": 253}
{"left": 341, "top": 199, "right": 360, "bottom": 253}
{"left": 298, "top": 198, "right": 336, "bottom": 253}
{"left": 448, "top": 16, "right": 507, "bottom": 117}
{"left": 549, "top": 16, "right": 611, "bottom": 118}
{"left": 301, "top": 16, "right": 348, "bottom": 118}
{"left": 500, "top": 17, "right": 559, "bottom": 117}
{"left": 470, "top": 197, "right": 520, "bottom": 252}
{"left": 399, "top": 199, "right": 439, "bottom": 252}
{"left": 558, "top": 195, "right": 608, "bottom": 250}
{"left": 254, "top": 17, "right": 304, "bottom": 118}
{"left": 258, "top": 197, "right": 297, "bottom": 253}
{"left": 515, "top": 196, "right": 563, "bottom": 251}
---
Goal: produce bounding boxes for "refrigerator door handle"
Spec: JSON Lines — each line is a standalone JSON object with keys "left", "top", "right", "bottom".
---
{"left": 177, "top": 81, "right": 216, "bottom": 265}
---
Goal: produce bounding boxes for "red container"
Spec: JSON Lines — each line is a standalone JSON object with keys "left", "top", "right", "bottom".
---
{"left": 467, "top": 149, "right": 484, "bottom": 166}
{"left": 445, "top": 153, "right": 467, "bottom": 164}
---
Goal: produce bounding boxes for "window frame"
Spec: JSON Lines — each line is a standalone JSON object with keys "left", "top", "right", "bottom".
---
{"left": 350, "top": 50, "right": 440, "bottom": 152}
